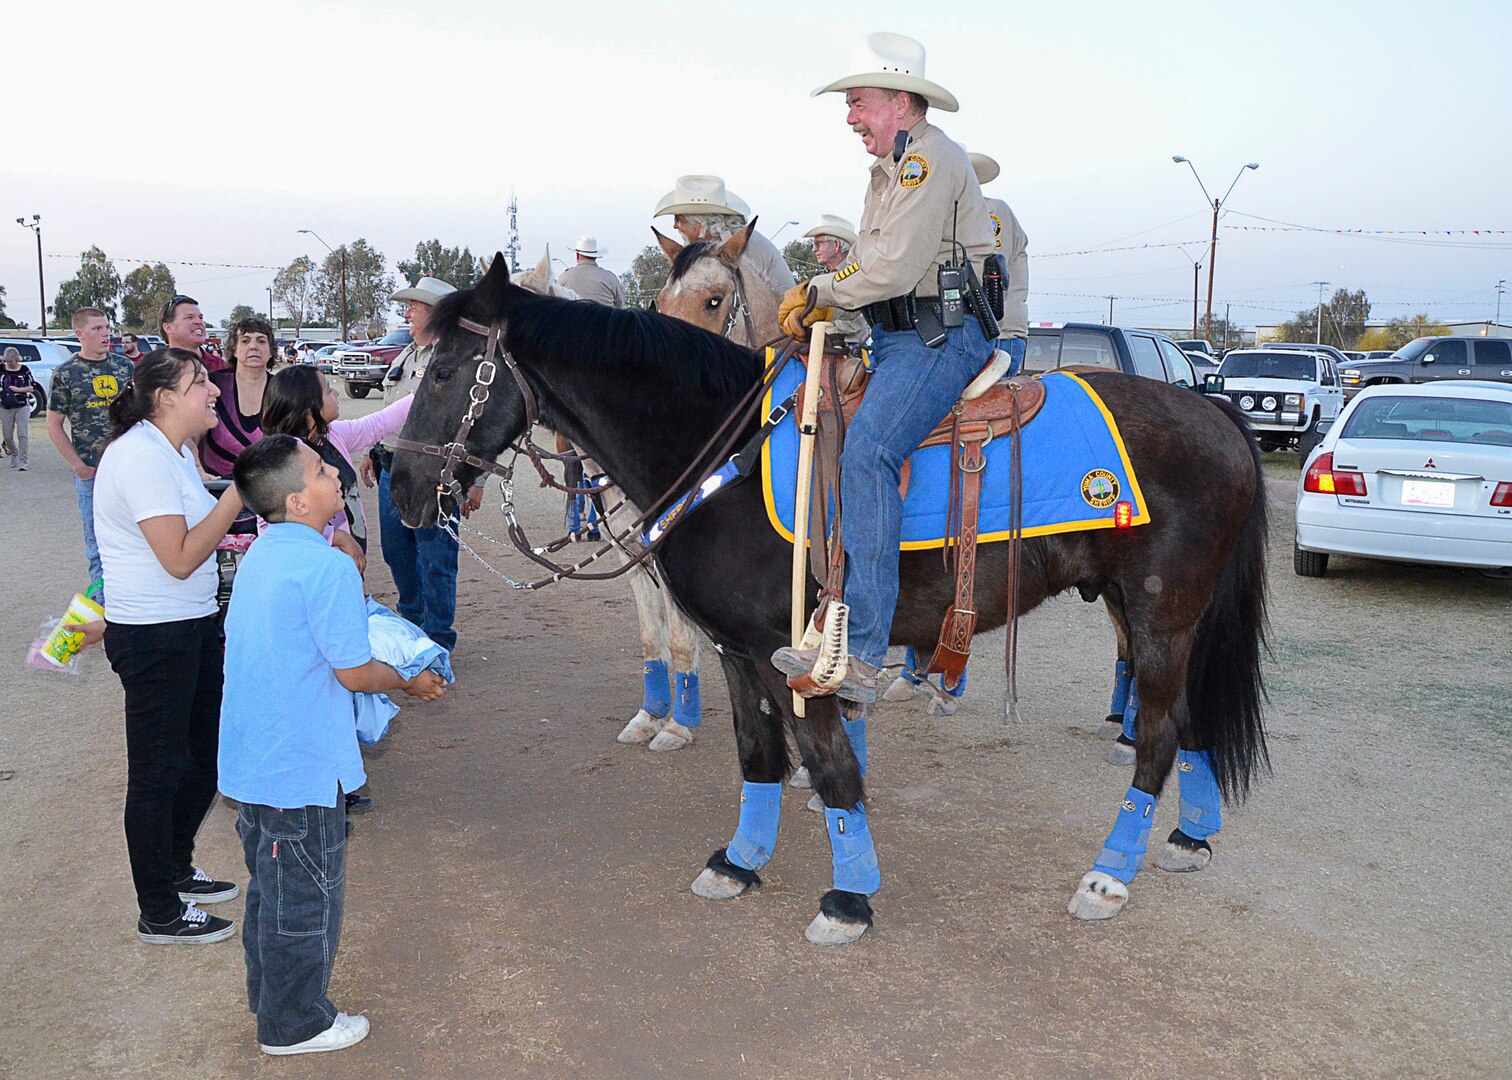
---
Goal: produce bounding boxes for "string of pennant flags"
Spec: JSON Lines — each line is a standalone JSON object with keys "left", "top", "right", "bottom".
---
{"left": 44, "top": 253, "right": 283, "bottom": 271}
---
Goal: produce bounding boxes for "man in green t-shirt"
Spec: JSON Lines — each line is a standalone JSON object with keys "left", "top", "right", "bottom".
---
{"left": 47, "top": 307, "right": 135, "bottom": 588}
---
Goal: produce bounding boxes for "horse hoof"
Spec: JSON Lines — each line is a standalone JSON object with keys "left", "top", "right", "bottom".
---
{"left": 691, "top": 850, "right": 759, "bottom": 900}
{"left": 925, "top": 691, "right": 959, "bottom": 717}
{"left": 1156, "top": 828, "right": 1213, "bottom": 872}
{"left": 1106, "top": 736, "right": 1136, "bottom": 766}
{"left": 805, "top": 890, "right": 873, "bottom": 945}
{"left": 616, "top": 710, "right": 666, "bottom": 745}
{"left": 805, "top": 792, "right": 824, "bottom": 814}
{"left": 1098, "top": 715, "right": 1123, "bottom": 739}
{"left": 789, "top": 766, "right": 812, "bottom": 789}
{"left": 1068, "top": 871, "right": 1129, "bottom": 920}
{"left": 881, "top": 675, "right": 917, "bottom": 703}
{"left": 648, "top": 719, "right": 695, "bottom": 753}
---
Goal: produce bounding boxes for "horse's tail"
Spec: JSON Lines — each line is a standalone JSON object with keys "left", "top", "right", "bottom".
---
{"left": 1184, "top": 402, "right": 1270, "bottom": 803}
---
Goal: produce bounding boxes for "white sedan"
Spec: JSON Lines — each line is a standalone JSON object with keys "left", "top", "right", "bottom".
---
{"left": 1294, "top": 382, "right": 1512, "bottom": 576}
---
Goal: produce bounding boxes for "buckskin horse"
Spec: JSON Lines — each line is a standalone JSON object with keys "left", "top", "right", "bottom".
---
{"left": 390, "top": 257, "right": 1269, "bottom": 943}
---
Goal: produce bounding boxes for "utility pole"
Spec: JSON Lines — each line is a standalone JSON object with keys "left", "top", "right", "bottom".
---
{"left": 1224, "top": 302, "right": 1231, "bottom": 349}
{"left": 266, "top": 286, "right": 274, "bottom": 323}
{"left": 15, "top": 215, "right": 45, "bottom": 335}
{"left": 1192, "top": 262, "right": 1201, "bottom": 338}
{"left": 1311, "top": 281, "right": 1329, "bottom": 345}
{"left": 1172, "top": 157, "right": 1259, "bottom": 343}
{"left": 297, "top": 229, "right": 349, "bottom": 342}
{"left": 1496, "top": 279, "right": 1506, "bottom": 330}
{"left": 1105, "top": 295, "right": 1115, "bottom": 324}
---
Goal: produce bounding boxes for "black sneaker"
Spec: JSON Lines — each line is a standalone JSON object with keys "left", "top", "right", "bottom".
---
{"left": 137, "top": 902, "right": 235, "bottom": 945}
{"left": 345, "top": 792, "right": 373, "bottom": 815}
{"left": 175, "top": 866, "right": 240, "bottom": 904}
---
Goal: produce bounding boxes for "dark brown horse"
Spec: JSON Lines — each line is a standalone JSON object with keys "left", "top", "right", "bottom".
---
{"left": 391, "top": 258, "right": 1269, "bottom": 944}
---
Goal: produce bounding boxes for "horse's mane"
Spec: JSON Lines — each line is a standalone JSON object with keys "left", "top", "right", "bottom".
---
{"left": 667, "top": 240, "right": 719, "bottom": 285}
{"left": 430, "top": 283, "right": 759, "bottom": 399}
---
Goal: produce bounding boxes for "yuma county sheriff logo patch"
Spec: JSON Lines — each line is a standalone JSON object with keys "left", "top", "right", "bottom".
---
{"left": 898, "top": 153, "right": 929, "bottom": 188}
{"left": 1080, "top": 468, "right": 1120, "bottom": 509}
{"left": 92, "top": 374, "right": 121, "bottom": 400}
{"left": 990, "top": 213, "right": 1003, "bottom": 249}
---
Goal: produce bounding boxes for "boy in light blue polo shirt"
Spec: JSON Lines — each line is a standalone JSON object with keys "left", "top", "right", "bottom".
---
{"left": 222, "top": 435, "right": 446, "bottom": 1058}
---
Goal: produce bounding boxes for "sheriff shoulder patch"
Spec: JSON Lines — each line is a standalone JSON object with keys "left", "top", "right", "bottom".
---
{"left": 834, "top": 261, "right": 860, "bottom": 282}
{"left": 898, "top": 153, "right": 929, "bottom": 188}
{"left": 1080, "top": 468, "right": 1120, "bottom": 509}
{"left": 989, "top": 212, "right": 1003, "bottom": 249}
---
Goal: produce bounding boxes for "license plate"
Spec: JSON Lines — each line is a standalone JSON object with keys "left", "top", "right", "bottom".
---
{"left": 1400, "top": 479, "right": 1455, "bottom": 508}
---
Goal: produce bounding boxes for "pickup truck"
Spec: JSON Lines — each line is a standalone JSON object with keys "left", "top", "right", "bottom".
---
{"left": 1024, "top": 323, "right": 1202, "bottom": 388}
{"left": 1338, "top": 336, "right": 1512, "bottom": 397}
{"left": 1216, "top": 347, "right": 1344, "bottom": 454}
{"left": 333, "top": 328, "right": 413, "bottom": 397}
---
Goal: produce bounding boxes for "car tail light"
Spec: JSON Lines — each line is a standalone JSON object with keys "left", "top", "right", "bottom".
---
{"left": 1303, "top": 453, "right": 1367, "bottom": 496}
{"left": 1492, "top": 482, "right": 1512, "bottom": 508}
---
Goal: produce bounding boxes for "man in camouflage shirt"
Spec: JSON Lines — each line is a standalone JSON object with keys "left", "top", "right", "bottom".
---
{"left": 47, "top": 307, "right": 135, "bottom": 588}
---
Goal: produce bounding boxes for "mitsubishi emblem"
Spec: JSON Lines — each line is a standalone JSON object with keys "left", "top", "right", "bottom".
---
{"left": 1423, "top": 458, "right": 1436, "bottom": 469}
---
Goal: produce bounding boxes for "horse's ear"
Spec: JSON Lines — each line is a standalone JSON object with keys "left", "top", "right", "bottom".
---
{"left": 652, "top": 227, "right": 683, "bottom": 264}
{"left": 472, "top": 251, "right": 513, "bottom": 316}
{"left": 536, "top": 245, "right": 552, "bottom": 280}
{"left": 718, "top": 217, "right": 757, "bottom": 263}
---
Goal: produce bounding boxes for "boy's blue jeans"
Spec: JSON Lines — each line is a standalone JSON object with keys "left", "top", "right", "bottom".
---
{"left": 238, "top": 800, "right": 347, "bottom": 1048}
{"left": 841, "top": 319, "right": 993, "bottom": 666}
{"left": 377, "top": 468, "right": 459, "bottom": 650}
{"left": 75, "top": 475, "right": 101, "bottom": 588}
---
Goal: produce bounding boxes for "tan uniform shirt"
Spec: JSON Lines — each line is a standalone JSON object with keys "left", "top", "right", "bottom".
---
{"left": 811, "top": 119, "right": 995, "bottom": 311}
{"left": 380, "top": 341, "right": 432, "bottom": 451}
{"left": 984, "top": 196, "right": 1029, "bottom": 339}
{"left": 745, "top": 229, "right": 798, "bottom": 291}
{"left": 559, "top": 261, "right": 626, "bottom": 308}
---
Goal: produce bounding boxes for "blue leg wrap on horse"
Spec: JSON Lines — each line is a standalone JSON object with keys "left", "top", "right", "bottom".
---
{"left": 726, "top": 782, "right": 783, "bottom": 871}
{"left": 1176, "top": 749, "right": 1223, "bottom": 839}
{"left": 1121, "top": 678, "right": 1140, "bottom": 742}
{"left": 825, "top": 803, "right": 881, "bottom": 895}
{"left": 843, "top": 716, "right": 868, "bottom": 775}
{"left": 1093, "top": 786, "right": 1157, "bottom": 884}
{"left": 901, "top": 647, "right": 925, "bottom": 685}
{"left": 673, "top": 670, "right": 701, "bottom": 728}
{"left": 641, "top": 659, "right": 671, "bottom": 718}
{"left": 1110, "top": 660, "right": 1131, "bottom": 716}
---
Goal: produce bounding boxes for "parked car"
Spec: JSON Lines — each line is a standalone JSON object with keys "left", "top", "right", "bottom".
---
{"left": 1359, "top": 350, "right": 1395, "bottom": 360}
{"left": 307, "top": 343, "right": 352, "bottom": 373}
{"left": 333, "top": 327, "right": 413, "bottom": 398}
{"left": 1024, "top": 323, "right": 1202, "bottom": 389}
{"left": 1294, "top": 382, "right": 1512, "bottom": 577}
{"left": 1264, "top": 340, "right": 1353, "bottom": 368}
{"left": 1175, "top": 339, "right": 1218, "bottom": 361}
{"left": 0, "top": 337, "right": 76, "bottom": 416}
{"left": 1217, "top": 347, "right": 1345, "bottom": 454}
{"left": 1337, "top": 336, "right": 1512, "bottom": 398}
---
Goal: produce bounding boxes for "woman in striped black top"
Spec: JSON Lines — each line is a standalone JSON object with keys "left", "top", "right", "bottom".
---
{"left": 200, "top": 316, "right": 276, "bottom": 478}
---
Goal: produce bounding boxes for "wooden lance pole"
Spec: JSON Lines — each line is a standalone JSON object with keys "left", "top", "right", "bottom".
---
{"left": 789, "top": 321, "right": 832, "bottom": 718}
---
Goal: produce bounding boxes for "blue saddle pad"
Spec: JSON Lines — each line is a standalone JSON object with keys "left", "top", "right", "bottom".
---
{"left": 759, "top": 364, "right": 1149, "bottom": 549}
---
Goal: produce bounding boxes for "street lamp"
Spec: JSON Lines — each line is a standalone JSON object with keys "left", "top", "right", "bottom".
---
{"left": 770, "top": 219, "right": 801, "bottom": 241}
{"left": 1172, "top": 156, "right": 1259, "bottom": 340}
{"left": 297, "top": 228, "right": 348, "bottom": 342}
{"left": 15, "top": 214, "right": 45, "bottom": 336}
{"left": 266, "top": 285, "right": 274, "bottom": 323}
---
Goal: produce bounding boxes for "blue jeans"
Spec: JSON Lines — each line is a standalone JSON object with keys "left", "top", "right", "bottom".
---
{"left": 1003, "top": 335, "right": 1026, "bottom": 375}
{"left": 377, "top": 468, "right": 460, "bottom": 650}
{"left": 238, "top": 800, "right": 347, "bottom": 1048}
{"left": 75, "top": 475, "right": 101, "bottom": 588}
{"left": 842, "top": 319, "right": 992, "bottom": 665}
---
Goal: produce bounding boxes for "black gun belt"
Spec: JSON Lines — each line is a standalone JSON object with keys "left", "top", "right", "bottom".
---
{"left": 862, "top": 295, "right": 943, "bottom": 333}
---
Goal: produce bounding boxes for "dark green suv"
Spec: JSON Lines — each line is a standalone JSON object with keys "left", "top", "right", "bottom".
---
{"left": 1339, "top": 336, "right": 1512, "bottom": 397}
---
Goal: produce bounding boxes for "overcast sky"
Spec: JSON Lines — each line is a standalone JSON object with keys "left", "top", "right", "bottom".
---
{"left": 5, "top": 0, "right": 1510, "bottom": 332}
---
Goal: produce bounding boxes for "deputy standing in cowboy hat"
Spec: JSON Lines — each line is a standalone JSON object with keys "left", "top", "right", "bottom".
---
{"left": 771, "top": 32, "right": 996, "bottom": 702}
{"left": 969, "top": 152, "right": 1030, "bottom": 375}
{"left": 653, "top": 175, "right": 797, "bottom": 290}
{"left": 559, "top": 236, "right": 626, "bottom": 308}
{"left": 803, "top": 215, "right": 869, "bottom": 345}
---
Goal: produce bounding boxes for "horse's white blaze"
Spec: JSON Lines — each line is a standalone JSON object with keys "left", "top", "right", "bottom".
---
{"left": 691, "top": 866, "right": 750, "bottom": 900}
{"left": 648, "top": 719, "right": 696, "bottom": 753}
{"left": 617, "top": 710, "right": 666, "bottom": 745}
{"left": 804, "top": 911, "right": 869, "bottom": 946}
{"left": 1068, "top": 871, "right": 1130, "bottom": 921}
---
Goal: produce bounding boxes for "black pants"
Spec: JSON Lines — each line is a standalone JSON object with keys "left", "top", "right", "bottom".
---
{"left": 105, "top": 615, "right": 223, "bottom": 923}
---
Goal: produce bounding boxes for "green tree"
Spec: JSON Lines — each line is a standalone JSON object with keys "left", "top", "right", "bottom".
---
{"left": 120, "top": 262, "right": 178, "bottom": 330}
{"left": 1274, "top": 288, "right": 1371, "bottom": 349}
{"left": 622, "top": 245, "right": 670, "bottom": 309}
{"left": 52, "top": 246, "right": 123, "bottom": 326}
{"left": 222, "top": 304, "right": 258, "bottom": 330}
{"left": 1357, "top": 316, "right": 1448, "bottom": 351}
{"left": 397, "top": 240, "right": 480, "bottom": 290}
{"left": 313, "top": 239, "right": 395, "bottom": 338}
{"left": 272, "top": 256, "right": 317, "bottom": 336}
{"left": 0, "top": 284, "right": 23, "bottom": 329}
{"left": 783, "top": 238, "right": 823, "bottom": 280}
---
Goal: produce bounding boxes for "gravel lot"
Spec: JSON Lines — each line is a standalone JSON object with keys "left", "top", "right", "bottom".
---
{"left": 2, "top": 401, "right": 1508, "bottom": 1079}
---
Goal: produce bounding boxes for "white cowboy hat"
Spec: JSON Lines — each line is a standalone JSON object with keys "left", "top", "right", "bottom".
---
{"left": 390, "top": 275, "right": 457, "bottom": 306}
{"left": 803, "top": 214, "right": 858, "bottom": 247}
{"left": 574, "top": 235, "right": 605, "bottom": 259}
{"left": 653, "top": 175, "right": 752, "bottom": 219}
{"left": 968, "top": 152, "right": 1000, "bottom": 186}
{"left": 811, "top": 32, "right": 959, "bottom": 113}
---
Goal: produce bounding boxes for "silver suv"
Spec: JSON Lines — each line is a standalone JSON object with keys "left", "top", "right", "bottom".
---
{"left": 0, "top": 337, "right": 75, "bottom": 416}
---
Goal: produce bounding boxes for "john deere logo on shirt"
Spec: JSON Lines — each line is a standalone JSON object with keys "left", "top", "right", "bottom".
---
{"left": 898, "top": 154, "right": 929, "bottom": 188}
{"left": 1080, "top": 468, "right": 1119, "bottom": 509}
{"left": 92, "top": 375, "right": 121, "bottom": 400}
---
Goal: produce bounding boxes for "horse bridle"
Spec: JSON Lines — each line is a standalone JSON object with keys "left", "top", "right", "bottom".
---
{"left": 720, "top": 262, "right": 758, "bottom": 345}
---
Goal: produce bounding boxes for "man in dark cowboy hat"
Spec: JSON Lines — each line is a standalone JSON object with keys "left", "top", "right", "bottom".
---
{"left": 772, "top": 32, "right": 997, "bottom": 702}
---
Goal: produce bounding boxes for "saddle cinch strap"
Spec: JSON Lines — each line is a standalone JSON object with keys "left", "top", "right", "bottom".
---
{"left": 802, "top": 348, "right": 1040, "bottom": 690}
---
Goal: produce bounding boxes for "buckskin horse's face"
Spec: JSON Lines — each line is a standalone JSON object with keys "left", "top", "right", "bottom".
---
{"left": 653, "top": 222, "right": 757, "bottom": 340}
{"left": 389, "top": 258, "right": 528, "bottom": 528}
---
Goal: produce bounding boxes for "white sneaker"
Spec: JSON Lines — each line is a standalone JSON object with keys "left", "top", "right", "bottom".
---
{"left": 261, "top": 1012, "right": 370, "bottom": 1056}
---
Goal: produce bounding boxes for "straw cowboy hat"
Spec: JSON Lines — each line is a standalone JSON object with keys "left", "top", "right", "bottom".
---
{"left": 390, "top": 275, "right": 457, "bottom": 306}
{"left": 803, "top": 215, "right": 858, "bottom": 247}
{"left": 653, "top": 175, "right": 752, "bottom": 219}
{"left": 811, "top": 32, "right": 959, "bottom": 113}
{"left": 968, "top": 152, "right": 1000, "bottom": 186}
{"left": 574, "top": 235, "right": 605, "bottom": 259}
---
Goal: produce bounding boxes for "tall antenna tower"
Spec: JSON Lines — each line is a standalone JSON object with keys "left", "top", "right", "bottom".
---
{"left": 504, "top": 194, "right": 522, "bottom": 272}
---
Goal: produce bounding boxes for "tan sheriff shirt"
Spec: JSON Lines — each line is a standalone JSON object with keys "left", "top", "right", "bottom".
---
{"left": 380, "top": 341, "right": 432, "bottom": 451}
{"left": 559, "top": 261, "right": 626, "bottom": 308}
{"left": 811, "top": 119, "right": 995, "bottom": 312}
{"left": 984, "top": 196, "right": 1029, "bottom": 339}
{"left": 745, "top": 228, "right": 798, "bottom": 291}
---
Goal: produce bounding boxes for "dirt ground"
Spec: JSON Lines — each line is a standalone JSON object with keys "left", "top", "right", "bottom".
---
{"left": 2, "top": 399, "right": 1509, "bottom": 1080}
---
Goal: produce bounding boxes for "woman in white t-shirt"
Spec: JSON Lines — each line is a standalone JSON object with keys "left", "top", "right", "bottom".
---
{"left": 95, "top": 347, "right": 246, "bottom": 946}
